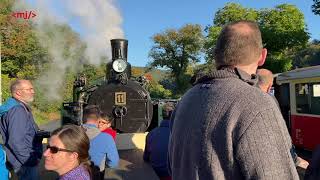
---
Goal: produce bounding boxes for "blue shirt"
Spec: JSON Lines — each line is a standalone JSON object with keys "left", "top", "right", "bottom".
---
{"left": 0, "top": 146, "right": 9, "bottom": 180}
{"left": 83, "top": 124, "right": 119, "bottom": 170}
{"left": 143, "top": 120, "right": 170, "bottom": 177}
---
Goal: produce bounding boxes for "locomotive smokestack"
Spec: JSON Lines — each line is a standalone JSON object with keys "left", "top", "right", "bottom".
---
{"left": 111, "top": 39, "right": 128, "bottom": 61}
{"left": 107, "top": 39, "right": 131, "bottom": 82}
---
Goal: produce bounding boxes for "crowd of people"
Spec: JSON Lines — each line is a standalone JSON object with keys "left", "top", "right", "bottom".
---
{"left": 166, "top": 20, "right": 320, "bottom": 180}
{"left": 0, "top": 20, "right": 320, "bottom": 180}
{"left": 0, "top": 80, "right": 119, "bottom": 180}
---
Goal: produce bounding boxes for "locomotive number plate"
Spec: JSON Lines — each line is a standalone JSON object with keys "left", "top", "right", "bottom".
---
{"left": 115, "top": 92, "right": 126, "bottom": 105}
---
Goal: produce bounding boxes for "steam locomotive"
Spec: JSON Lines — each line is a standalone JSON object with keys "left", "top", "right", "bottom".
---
{"left": 61, "top": 39, "right": 155, "bottom": 133}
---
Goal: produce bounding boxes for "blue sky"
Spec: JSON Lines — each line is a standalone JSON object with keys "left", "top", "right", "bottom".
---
{"left": 30, "top": 0, "right": 320, "bottom": 67}
{"left": 114, "top": 0, "right": 320, "bottom": 66}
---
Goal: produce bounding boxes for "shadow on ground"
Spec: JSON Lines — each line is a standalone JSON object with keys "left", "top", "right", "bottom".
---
{"left": 104, "top": 149, "right": 159, "bottom": 180}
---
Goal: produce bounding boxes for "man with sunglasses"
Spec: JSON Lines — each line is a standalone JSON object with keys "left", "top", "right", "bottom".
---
{"left": 0, "top": 80, "right": 43, "bottom": 180}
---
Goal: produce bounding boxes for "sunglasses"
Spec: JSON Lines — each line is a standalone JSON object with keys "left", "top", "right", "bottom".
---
{"left": 46, "top": 145, "right": 73, "bottom": 154}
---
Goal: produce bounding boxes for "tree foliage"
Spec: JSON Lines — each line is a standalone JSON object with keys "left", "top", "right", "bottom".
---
{"left": 205, "top": 3, "right": 309, "bottom": 73}
{"left": 131, "top": 67, "right": 173, "bottom": 99}
{"left": 259, "top": 4, "right": 309, "bottom": 54}
{"left": 147, "top": 79, "right": 172, "bottom": 99}
{"left": 213, "top": 3, "right": 259, "bottom": 26}
{"left": 1, "top": 74, "right": 13, "bottom": 101}
{"left": 0, "top": 1, "right": 49, "bottom": 78}
{"left": 292, "top": 41, "right": 320, "bottom": 68}
{"left": 205, "top": 3, "right": 258, "bottom": 64}
{"left": 149, "top": 24, "right": 203, "bottom": 94}
{"left": 131, "top": 67, "right": 145, "bottom": 77}
{"left": 312, "top": 0, "right": 320, "bottom": 15}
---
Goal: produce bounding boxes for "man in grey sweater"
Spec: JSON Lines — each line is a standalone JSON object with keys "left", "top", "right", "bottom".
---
{"left": 168, "top": 21, "right": 299, "bottom": 179}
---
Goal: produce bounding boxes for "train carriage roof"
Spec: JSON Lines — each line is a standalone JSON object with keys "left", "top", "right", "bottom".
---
{"left": 276, "top": 65, "right": 320, "bottom": 83}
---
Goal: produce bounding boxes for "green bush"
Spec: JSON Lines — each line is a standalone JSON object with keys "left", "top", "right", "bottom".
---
{"left": 32, "top": 108, "right": 49, "bottom": 125}
{"left": 1, "top": 74, "right": 14, "bottom": 103}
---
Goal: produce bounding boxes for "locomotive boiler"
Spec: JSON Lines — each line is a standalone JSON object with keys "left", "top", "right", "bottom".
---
{"left": 62, "top": 39, "right": 153, "bottom": 133}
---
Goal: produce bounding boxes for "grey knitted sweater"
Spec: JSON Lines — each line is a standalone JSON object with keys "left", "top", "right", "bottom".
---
{"left": 168, "top": 68, "right": 299, "bottom": 180}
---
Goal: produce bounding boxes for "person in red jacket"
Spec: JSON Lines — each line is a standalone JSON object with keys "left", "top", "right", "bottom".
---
{"left": 98, "top": 112, "right": 117, "bottom": 141}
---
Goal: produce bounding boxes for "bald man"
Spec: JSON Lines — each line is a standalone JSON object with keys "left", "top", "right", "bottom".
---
{"left": 257, "top": 68, "right": 274, "bottom": 94}
{"left": 0, "top": 80, "right": 43, "bottom": 180}
{"left": 169, "top": 21, "right": 298, "bottom": 179}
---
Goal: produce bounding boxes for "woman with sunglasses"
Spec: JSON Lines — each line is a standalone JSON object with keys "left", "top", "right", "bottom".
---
{"left": 43, "top": 125, "right": 91, "bottom": 180}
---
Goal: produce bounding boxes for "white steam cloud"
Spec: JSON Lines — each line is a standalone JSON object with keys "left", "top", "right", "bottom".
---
{"left": 13, "top": 0, "right": 124, "bottom": 101}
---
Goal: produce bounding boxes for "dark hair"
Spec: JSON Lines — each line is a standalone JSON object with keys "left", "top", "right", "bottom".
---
{"left": 51, "top": 125, "right": 91, "bottom": 178}
{"left": 83, "top": 105, "right": 101, "bottom": 123}
{"left": 214, "top": 20, "right": 263, "bottom": 68}
{"left": 162, "top": 102, "right": 175, "bottom": 119}
{"left": 99, "top": 112, "right": 113, "bottom": 123}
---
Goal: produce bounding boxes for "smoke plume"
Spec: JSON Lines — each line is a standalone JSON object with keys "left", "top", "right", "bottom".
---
{"left": 13, "top": 0, "right": 124, "bottom": 101}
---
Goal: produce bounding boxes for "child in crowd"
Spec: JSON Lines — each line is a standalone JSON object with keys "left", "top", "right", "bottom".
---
{"left": 98, "top": 112, "right": 117, "bottom": 141}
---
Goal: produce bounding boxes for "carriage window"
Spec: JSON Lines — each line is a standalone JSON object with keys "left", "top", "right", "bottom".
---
{"left": 311, "top": 84, "right": 320, "bottom": 115}
{"left": 314, "top": 84, "right": 320, "bottom": 97}
{"left": 295, "top": 83, "right": 320, "bottom": 115}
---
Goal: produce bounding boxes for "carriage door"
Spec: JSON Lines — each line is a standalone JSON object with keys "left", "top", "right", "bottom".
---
{"left": 293, "top": 82, "right": 320, "bottom": 150}
{"left": 275, "top": 83, "right": 291, "bottom": 133}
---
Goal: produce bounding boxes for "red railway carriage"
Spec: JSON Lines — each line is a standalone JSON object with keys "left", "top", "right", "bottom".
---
{"left": 275, "top": 65, "right": 320, "bottom": 151}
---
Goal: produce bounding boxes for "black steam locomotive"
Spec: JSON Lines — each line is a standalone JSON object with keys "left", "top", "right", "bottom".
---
{"left": 61, "top": 39, "right": 154, "bottom": 133}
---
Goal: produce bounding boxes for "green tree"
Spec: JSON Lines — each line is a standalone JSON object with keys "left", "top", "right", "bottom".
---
{"left": 312, "top": 0, "right": 320, "bottom": 15}
{"left": 149, "top": 24, "right": 204, "bottom": 94}
{"left": 213, "top": 3, "right": 259, "bottom": 26}
{"left": 0, "top": 1, "right": 49, "bottom": 78}
{"left": 292, "top": 41, "right": 320, "bottom": 68}
{"left": 82, "top": 63, "right": 106, "bottom": 82}
{"left": 260, "top": 4, "right": 309, "bottom": 72}
{"left": 204, "top": 3, "right": 258, "bottom": 64}
{"left": 1, "top": 74, "right": 13, "bottom": 102}
{"left": 131, "top": 67, "right": 145, "bottom": 77}
{"left": 148, "top": 80, "right": 172, "bottom": 99}
{"left": 205, "top": 3, "right": 309, "bottom": 73}
{"left": 259, "top": 4, "right": 309, "bottom": 54}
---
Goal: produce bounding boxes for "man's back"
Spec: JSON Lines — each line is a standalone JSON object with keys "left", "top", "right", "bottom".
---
{"left": 83, "top": 124, "right": 119, "bottom": 170}
{"left": 168, "top": 69, "right": 298, "bottom": 180}
{"left": 144, "top": 120, "right": 170, "bottom": 177}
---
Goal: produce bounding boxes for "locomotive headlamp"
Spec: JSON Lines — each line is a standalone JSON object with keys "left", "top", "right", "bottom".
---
{"left": 112, "top": 59, "right": 127, "bottom": 73}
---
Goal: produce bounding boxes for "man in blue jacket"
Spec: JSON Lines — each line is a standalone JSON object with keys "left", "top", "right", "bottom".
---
{"left": 144, "top": 102, "right": 174, "bottom": 180}
{"left": 0, "top": 80, "right": 43, "bottom": 180}
{"left": 82, "top": 105, "right": 119, "bottom": 179}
